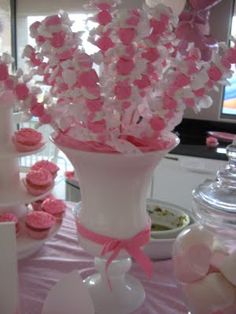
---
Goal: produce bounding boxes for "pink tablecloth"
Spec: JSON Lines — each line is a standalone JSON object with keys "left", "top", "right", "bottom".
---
{"left": 18, "top": 207, "right": 188, "bottom": 314}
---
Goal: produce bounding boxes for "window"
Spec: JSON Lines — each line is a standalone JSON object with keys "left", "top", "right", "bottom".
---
{"left": 0, "top": 0, "right": 12, "bottom": 55}
{"left": 27, "top": 13, "right": 97, "bottom": 54}
{"left": 17, "top": 11, "right": 97, "bottom": 69}
{"left": 222, "top": 3, "right": 236, "bottom": 118}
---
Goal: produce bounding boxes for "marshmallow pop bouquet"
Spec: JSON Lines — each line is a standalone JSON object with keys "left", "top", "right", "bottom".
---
{"left": 23, "top": 0, "right": 235, "bottom": 154}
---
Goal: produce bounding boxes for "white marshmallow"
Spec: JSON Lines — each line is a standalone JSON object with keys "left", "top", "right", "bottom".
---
{"left": 175, "top": 224, "right": 214, "bottom": 254}
{"left": 183, "top": 273, "right": 236, "bottom": 314}
{"left": 210, "top": 250, "right": 228, "bottom": 272}
{"left": 220, "top": 251, "right": 236, "bottom": 286}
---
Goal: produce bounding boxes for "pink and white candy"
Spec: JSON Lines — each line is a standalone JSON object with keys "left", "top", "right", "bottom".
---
{"left": 21, "top": 1, "right": 236, "bottom": 154}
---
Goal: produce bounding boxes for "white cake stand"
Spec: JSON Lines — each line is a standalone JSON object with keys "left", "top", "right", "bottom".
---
{"left": 0, "top": 104, "right": 59, "bottom": 259}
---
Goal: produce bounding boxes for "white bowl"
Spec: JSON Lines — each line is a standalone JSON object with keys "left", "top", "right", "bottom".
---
{"left": 147, "top": 199, "right": 191, "bottom": 239}
{"left": 143, "top": 237, "right": 175, "bottom": 260}
{"left": 144, "top": 199, "right": 195, "bottom": 260}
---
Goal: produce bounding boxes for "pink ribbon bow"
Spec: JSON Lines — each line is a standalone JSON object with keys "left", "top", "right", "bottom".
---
{"left": 76, "top": 221, "right": 153, "bottom": 286}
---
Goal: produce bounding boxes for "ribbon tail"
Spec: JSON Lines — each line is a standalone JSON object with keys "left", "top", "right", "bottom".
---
{"left": 102, "top": 247, "right": 121, "bottom": 291}
{"left": 105, "top": 247, "right": 121, "bottom": 274}
{"left": 128, "top": 246, "right": 153, "bottom": 279}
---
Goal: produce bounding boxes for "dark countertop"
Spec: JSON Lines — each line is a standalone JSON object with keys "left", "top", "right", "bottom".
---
{"left": 170, "top": 118, "right": 235, "bottom": 161}
{"left": 170, "top": 144, "right": 227, "bottom": 161}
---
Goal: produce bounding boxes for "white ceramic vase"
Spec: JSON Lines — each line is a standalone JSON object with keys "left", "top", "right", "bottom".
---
{"left": 56, "top": 133, "right": 179, "bottom": 314}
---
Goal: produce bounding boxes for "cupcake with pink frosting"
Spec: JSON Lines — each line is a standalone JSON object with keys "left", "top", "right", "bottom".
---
{"left": 41, "top": 198, "right": 66, "bottom": 222}
{"left": 25, "top": 168, "right": 53, "bottom": 196}
{"left": 12, "top": 128, "right": 44, "bottom": 152}
{"left": 31, "top": 160, "right": 59, "bottom": 179}
{"left": 31, "top": 193, "right": 55, "bottom": 211}
{"left": 25, "top": 211, "right": 55, "bottom": 239}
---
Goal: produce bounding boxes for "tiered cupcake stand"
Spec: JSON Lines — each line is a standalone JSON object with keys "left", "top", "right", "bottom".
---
{"left": 0, "top": 104, "right": 60, "bottom": 259}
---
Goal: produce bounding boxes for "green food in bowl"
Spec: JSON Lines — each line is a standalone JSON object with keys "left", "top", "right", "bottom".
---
{"left": 149, "top": 205, "right": 189, "bottom": 231}
{"left": 147, "top": 200, "right": 191, "bottom": 238}
{"left": 151, "top": 223, "right": 171, "bottom": 231}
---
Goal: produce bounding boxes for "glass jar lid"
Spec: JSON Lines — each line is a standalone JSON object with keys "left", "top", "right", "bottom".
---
{"left": 192, "top": 140, "right": 236, "bottom": 230}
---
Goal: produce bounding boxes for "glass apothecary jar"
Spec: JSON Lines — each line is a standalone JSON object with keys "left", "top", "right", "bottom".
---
{"left": 173, "top": 142, "right": 236, "bottom": 314}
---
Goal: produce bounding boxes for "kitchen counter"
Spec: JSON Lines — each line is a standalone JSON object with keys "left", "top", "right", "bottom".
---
{"left": 170, "top": 144, "right": 227, "bottom": 161}
{"left": 172, "top": 118, "right": 235, "bottom": 161}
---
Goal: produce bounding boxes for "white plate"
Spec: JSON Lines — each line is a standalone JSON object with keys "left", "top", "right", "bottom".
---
{"left": 17, "top": 218, "right": 62, "bottom": 260}
{"left": 0, "top": 142, "right": 46, "bottom": 159}
{"left": 0, "top": 173, "right": 54, "bottom": 207}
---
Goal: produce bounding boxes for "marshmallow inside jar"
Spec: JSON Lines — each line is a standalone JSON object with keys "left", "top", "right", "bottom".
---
{"left": 219, "top": 251, "right": 236, "bottom": 287}
{"left": 173, "top": 223, "right": 214, "bottom": 283}
{"left": 183, "top": 273, "right": 236, "bottom": 314}
{"left": 173, "top": 143, "right": 236, "bottom": 313}
{"left": 174, "top": 223, "right": 214, "bottom": 252}
{"left": 173, "top": 240, "right": 212, "bottom": 283}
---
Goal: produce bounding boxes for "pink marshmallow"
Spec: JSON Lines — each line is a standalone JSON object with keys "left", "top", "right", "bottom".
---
{"left": 51, "top": 31, "right": 65, "bottom": 48}
{"left": 116, "top": 57, "right": 134, "bottom": 76}
{"left": 206, "top": 136, "right": 219, "bottom": 148}
{"left": 134, "top": 75, "right": 151, "bottom": 89}
{"left": 97, "top": 10, "right": 112, "bottom": 25}
{"left": 0, "top": 63, "right": 9, "bottom": 81}
{"left": 15, "top": 83, "right": 29, "bottom": 100}
{"left": 114, "top": 81, "right": 131, "bottom": 100}
{"left": 87, "top": 119, "right": 106, "bottom": 133}
{"left": 176, "top": 225, "right": 214, "bottom": 252}
{"left": 142, "top": 48, "right": 160, "bottom": 63}
{"left": 174, "top": 244, "right": 212, "bottom": 283}
{"left": 208, "top": 66, "right": 222, "bottom": 81}
{"left": 86, "top": 98, "right": 103, "bottom": 112}
{"left": 30, "top": 103, "right": 45, "bottom": 117}
{"left": 96, "top": 36, "right": 114, "bottom": 52}
{"left": 44, "top": 15, "right": 61, "bottom": 26}
{"left": 149, "top": 116, "right": 165, "bottom": 131}
{"left": 163, "top": 96, "right": 177, "bottom": 110}
{"left": 174, "top": 73, "right": 191, "bottom": 88}
{"left": 118, "top": 28, "right": 136, "bottom": 45}
{"left": 79, "top": 70, "right": 99, "bottom": 88}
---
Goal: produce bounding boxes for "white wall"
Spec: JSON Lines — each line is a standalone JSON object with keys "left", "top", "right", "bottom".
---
{"left": 17, "top": 0, "right": 88, "bottom": 15}
{"left": 16, "top": 0, "right": 143, "bottom": 15}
